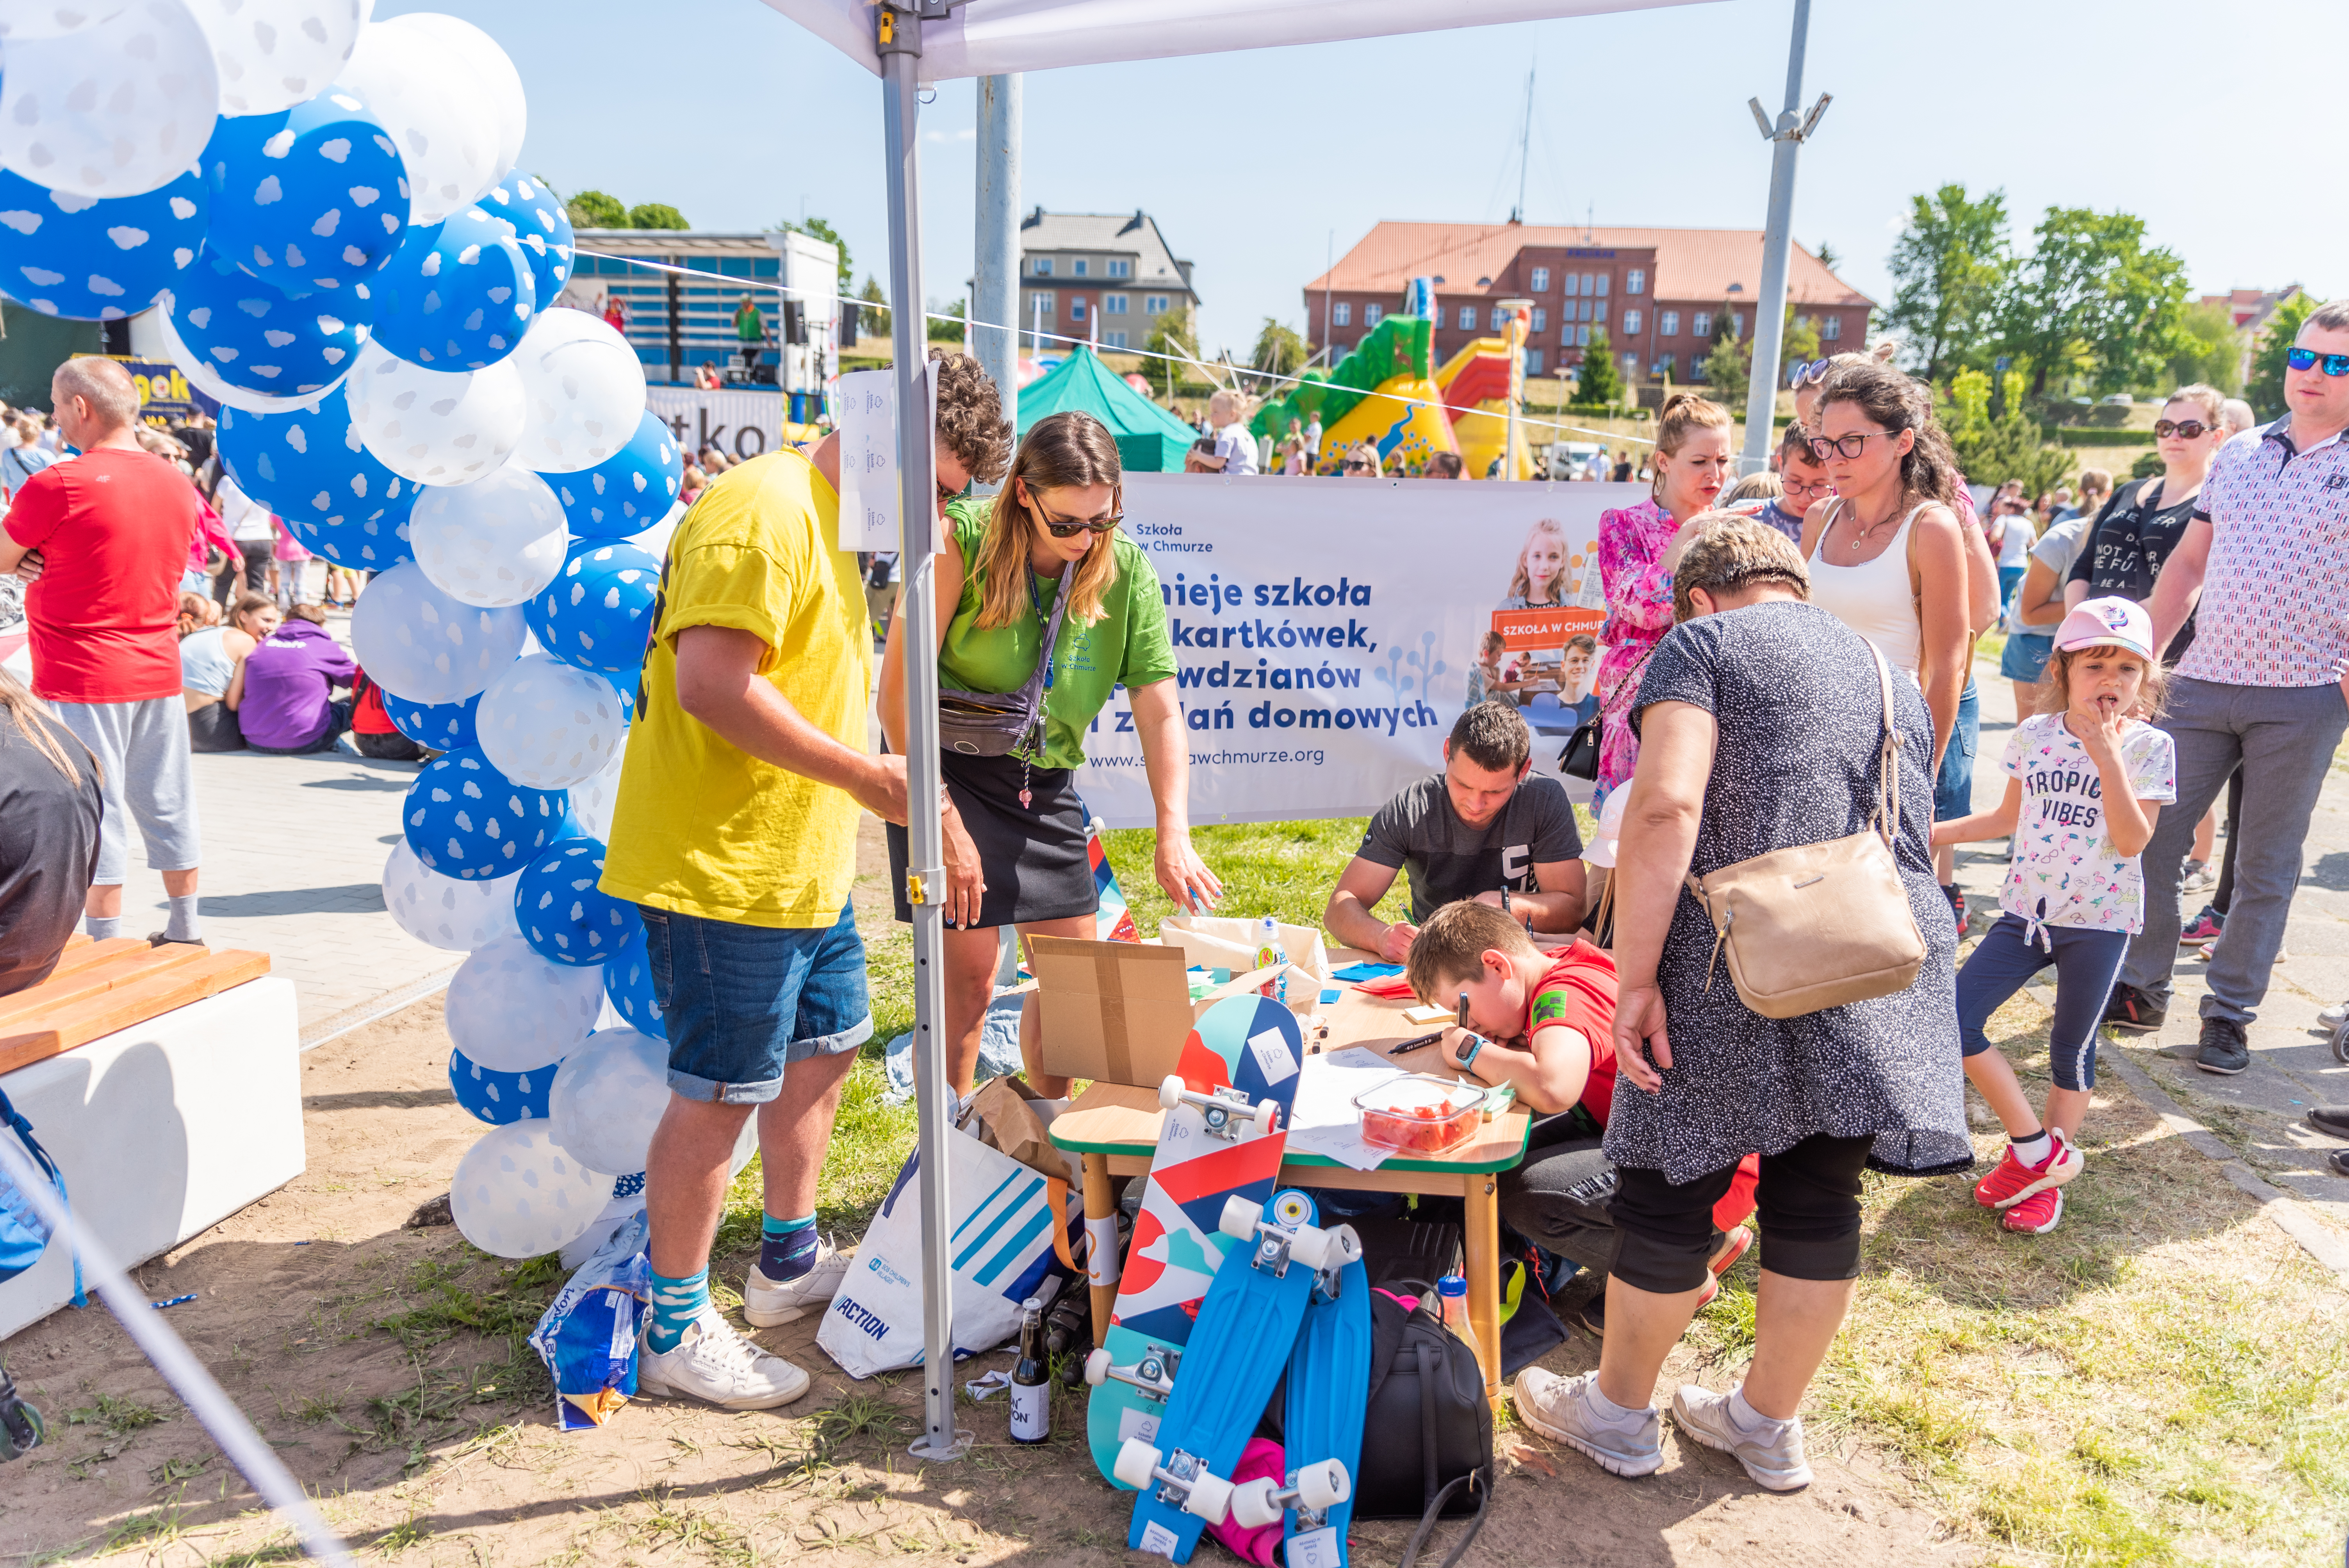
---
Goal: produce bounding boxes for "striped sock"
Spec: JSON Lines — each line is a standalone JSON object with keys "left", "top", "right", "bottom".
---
{"left": 644, "top": 1266, "right": 709, "bottom": 1354}
{"left": 760, "top": 1213, "right": 818, "bottom": 1281}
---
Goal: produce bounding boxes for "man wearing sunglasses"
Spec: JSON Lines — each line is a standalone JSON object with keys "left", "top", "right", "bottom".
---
{"left": 2105, "top": 305, "right": 2349, "bottom": 1078}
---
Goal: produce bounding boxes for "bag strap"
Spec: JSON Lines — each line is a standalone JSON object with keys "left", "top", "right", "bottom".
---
{"left": 1397, "top": 1471, "right": 1494, "bottom": 1568}
{"left": 1866, "top": 641, "right": 1900, "bottom": 846}
{"left": 1416, "top": 1340, "right": 1441, "bottom": 1512}
{"left": 0, "top": 1090, "right": 84, "bottom": 1310}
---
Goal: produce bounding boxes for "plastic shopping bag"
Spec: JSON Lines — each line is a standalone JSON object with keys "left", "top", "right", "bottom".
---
{"left": 529, "top": 1211, "right": 650, "bottom": 1431}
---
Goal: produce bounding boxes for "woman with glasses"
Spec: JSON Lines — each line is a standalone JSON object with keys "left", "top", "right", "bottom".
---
{"left": 2063, "top": 385, "right": 2228, "bottom": 665}
{"left": 878, "top": 410, "right": 1219, "bottom": 1097}
{"left": 1591, "top": 394, "right": 1735, "bottom": 809}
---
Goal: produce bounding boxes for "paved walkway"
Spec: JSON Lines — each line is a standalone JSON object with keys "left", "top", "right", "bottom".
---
{"left": 1954, "top": 663, "right": 2349, "bottom": 1236}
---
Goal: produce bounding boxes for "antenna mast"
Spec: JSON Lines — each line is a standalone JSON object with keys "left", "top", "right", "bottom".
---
{"left": 1510, "top": 68, "right": 1534, "bottom": 223}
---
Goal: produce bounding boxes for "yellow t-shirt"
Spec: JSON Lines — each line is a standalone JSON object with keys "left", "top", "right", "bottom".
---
{"left": 599, "top": 450, "right": 872, "bottom": 927}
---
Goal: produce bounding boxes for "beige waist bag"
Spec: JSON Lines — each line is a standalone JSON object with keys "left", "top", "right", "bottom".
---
{"left": 1682, "top": 644, "right": 1925, "bottom": 1019}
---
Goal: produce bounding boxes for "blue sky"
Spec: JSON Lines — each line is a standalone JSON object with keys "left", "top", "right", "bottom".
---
{"left": 387, "top": 0, "right": 2346, "bottom": 360}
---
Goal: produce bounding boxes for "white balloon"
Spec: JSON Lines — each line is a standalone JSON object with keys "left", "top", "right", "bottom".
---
{"left": 185, "top": 0, "right": 365, "bottom": 117}
{"left": 476, "top": 654, "right": 625, "bottom": 790}
{"left": 381, "top": 11, "right": 524, "bottom": 184}
{"left": 0, "top": 0, "right": 220, "bottom": 198}
{"left": 154, "top": 303, "right": 338, "bottom": 415}
{"left": 383, "top": 840, "right": 520, "bottom": 952}
{"left": 565, "top": 750, "right": 624, "bottom": 841}
{"left": 0, "top": 2, "right": 126, "bottom": 41}
{"left": 547, "top": 1026, "right": 668, "bottom": 1176}
{"left": 510, "top": 311, "right": 648, "bottom": 473}
{"left": 335, "top": 18, "right": 497, "bottom": 224}
{"left": 410, "top": 467, "right": 566, "bottom": 608}
{"left": 346, "top": 341, "right": 525, "bottom": 488}
{"left": 450, "top": 1121, "right": 616, "bottom": 1260}
{"left": 348, "top": 559, "right": 527, "bottom": 705}
{"left": 445, "top": 932, "right": 605, "bottom": 1073}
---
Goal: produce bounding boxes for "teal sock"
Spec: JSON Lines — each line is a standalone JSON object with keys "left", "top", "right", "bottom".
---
{"left": 760, "top": 1213, "right": 818, "bottom": 1280}
{"left": 645, "top": 1265, "right": 709, "bottom": 1354}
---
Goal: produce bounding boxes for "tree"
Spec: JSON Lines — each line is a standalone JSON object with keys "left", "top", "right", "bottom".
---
{"left": 565, "top": 189, "right": 626, "bottom": 228}
{"left": 1884, "top": 184, "right": 2009, "bottom": 386}
{"left": 1144, "top": 306, "right": 1198, "bottom": 400}
{"left": 1780, "top": 303, "right": 1821, "bottom": 369}
{"left": 1941, "top": 367, "right": 2074, "bottom": 498}
{"left": 2246, "top": 292, "right": 2319, "bottom": 420}
{"left": 627, "top": 202, "right": 689, "bottom": 230}
{"left": 1250, "top": 318, "right": 1310, "bottom": 385}
{"left": 778, "top": 217, "right": 855, "bottom": 297}
{"left": 1814, "top": 241, "right": 1841, "bottom": 273}
{"left": 1576, "top": 327, "right": 1621, "bottom": 407}
{"left": 1701, "top": 333, "right": 1749, "bottom": 413}
{"left": 1995, "top": 206, "right": 2189, "bottom": 398}
{"left": 2164, "top": 300, "right": 2244, "bottom": 397}
{"left": 856, "top": 275, "right": 889, "bottom": 341}
{"left": 927, "top": 299, "right": 966, "bottom": 343}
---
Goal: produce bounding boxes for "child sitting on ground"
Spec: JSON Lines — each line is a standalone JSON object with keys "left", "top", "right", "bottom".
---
{"left": 1932, "top": 597, "right": 2175, "bottom": 1236}
{"left": 1401, "top": 901, "right": 1755, "bottom": 1331}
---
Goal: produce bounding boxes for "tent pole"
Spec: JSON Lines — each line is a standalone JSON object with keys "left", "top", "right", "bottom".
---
{"left": 973, "top": 73, "right": 1022, "bottom": 447}
{"left": 1738, "top": 0, "right": 1827, "bottom": 474}
{"left": 881, "top": 4, "right": 968, "bottom": 1467}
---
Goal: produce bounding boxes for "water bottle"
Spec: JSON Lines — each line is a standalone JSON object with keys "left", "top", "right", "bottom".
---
{"left": 1010, "top": 1297, "right": 1050, "bottom": 1443}
{"left": 1256, "top": 913, "right": 1285, "bottom": 1002}
{"left": 1435, "top": 1275, "right": 1481, "bottom": 1367}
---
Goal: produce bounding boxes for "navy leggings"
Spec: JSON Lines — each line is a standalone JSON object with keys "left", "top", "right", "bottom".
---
{"left": 1957, "top": 912, "right": 2128, "bottom": 1091}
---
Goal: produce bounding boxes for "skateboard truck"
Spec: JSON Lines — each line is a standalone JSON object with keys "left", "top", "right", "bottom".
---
{"left": 1227, "top": 1458, "right": 1351, "bottom": 1530}
{"left": 1083, "top": 1343, "right": 1178, "bottom": 1403}
{"left": 1114, "top": 1438, "right": 1238, "bottom": 1523}
{"left": 1306, "top": 1224, "right": 1363, "bottom": 1304}
{"left": 1159, "top": 1075, "right": 1278, "bottom": 1142}
{"left": 1217, "top": 1190, "right": 1338, "bottom": 1279}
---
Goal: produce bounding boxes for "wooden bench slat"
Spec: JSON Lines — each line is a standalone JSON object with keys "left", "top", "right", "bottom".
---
{"left": 0, "top": 943, "right": 222, "bottom": 1032}
{"left": 0, "top": 951, "right": 274, "bottom": 1078}
{"left": 39, "top": 937, "right": 154, "bottom": 982}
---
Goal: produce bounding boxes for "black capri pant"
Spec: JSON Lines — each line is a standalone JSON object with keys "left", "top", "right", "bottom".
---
{"left": 1608, "top": 1133, "right": 1875, "bottom": 1295}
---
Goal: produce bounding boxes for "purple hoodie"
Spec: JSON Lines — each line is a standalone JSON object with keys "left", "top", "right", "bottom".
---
{"left": 237, "top": 618, "right": 356, "bottom": 750}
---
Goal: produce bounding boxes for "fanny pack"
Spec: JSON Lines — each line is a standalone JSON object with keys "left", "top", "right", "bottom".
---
{"left": 937, "top": 581, "right": 1070, "bottom": 759}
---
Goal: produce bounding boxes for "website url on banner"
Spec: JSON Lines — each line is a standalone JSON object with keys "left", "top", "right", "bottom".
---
{"left": 1089, "top": 749, "right": 1329, "bottom": 770}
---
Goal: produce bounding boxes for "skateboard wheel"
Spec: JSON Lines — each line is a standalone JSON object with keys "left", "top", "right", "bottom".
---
{"left": 1218, "top": 1194, "right": 1261, "bottom": 1242}
{"left": 1083, "top": 1349, "right": 1112, "bottom": 1387}
{"left": 1159, "top": 1074, "right": 1187, "bottom": 1110}
{"left": 1326, "top": 1224, "right": 1365, "bottom": 1268}
{"left": 1297, "top": 1459, "right": 1350, "bottom": 1512}
{"left": 1184, "top": 1469, "right": 1235, "bottom": 1523}
{"left": 1229, "top": 1477, "right": 1283, "bottom": 1529}
{"left": 1113, "top": 1439, "right": 1161, "bottom": 1490}
{"left": 1251, "top": 1099, "right": 1278, "bottom": 1138}
{"left": 1288, "top": 1222, "right": 1335, "bottom": 1271}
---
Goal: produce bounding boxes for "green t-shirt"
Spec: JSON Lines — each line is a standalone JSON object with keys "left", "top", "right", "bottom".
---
{"left": 936, "top": 499, "right": 1177, "bottom": 770}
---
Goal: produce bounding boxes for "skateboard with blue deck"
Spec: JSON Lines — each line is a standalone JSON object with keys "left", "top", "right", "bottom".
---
{"left": 1084, "top": 993, "right": 1304, "bottom": 1488}
{"left": 1114, "top": 1188, "right": 1348, "bottom": 1562}
{"left": 1230, "top": 1235, "right": 1370, "bottom": 1566}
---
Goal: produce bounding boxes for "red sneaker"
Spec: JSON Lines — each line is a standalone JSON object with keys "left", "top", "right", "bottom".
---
{"left": 1973, "top": 1129, "right": 2082, "bottom": 1210}
{"left": 1708, "top": 1224, "right": 1754, "bottom": 1279}
{"left": 2001, "top": 1187, "right": 2064, "bottom": 1235}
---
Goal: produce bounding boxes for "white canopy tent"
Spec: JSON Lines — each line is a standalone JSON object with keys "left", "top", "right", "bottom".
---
{"left": 756, "top": 0, "right": 1722, "bottom": 1463}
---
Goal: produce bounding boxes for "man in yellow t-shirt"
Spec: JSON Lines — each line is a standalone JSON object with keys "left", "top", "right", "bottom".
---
{"left": 605, "top": 353, "right": 1011, "bottom": 1409}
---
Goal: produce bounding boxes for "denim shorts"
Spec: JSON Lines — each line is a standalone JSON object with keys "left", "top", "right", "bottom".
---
{"left": 1999, "top": 631, "right": 2053, "bottom": 684}
{"left": 639, "top": 902, "right": 873, "bottom": 1104}
{"left": 1934, "top": 679, "right": 1979, "bottom": 822}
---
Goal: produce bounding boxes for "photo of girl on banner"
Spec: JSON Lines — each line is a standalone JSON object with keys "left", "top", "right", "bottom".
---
{"left": 1490, "top": 516, "right": 1606, "bottom": 734}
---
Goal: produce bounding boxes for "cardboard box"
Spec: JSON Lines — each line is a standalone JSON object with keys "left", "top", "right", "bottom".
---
{"left": 1023, "top": 935, "right": 1315, "bottom": 1087}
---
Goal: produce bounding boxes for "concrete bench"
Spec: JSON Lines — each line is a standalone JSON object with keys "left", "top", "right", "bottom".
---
{"left": 0, "top": 938, "right": 300, "bottom": 1338}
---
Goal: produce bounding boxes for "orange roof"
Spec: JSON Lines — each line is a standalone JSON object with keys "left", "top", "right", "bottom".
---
{"left": 1307, "top": 221, "right": 1873, "bottom": 308}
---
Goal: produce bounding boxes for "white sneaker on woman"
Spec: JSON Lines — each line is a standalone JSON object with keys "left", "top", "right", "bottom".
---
{"left": 1513, "top": 1368, "right": 1661, "bottom": 1477}
{"left": 636, "top": 1313, "right": 811, "bottom": 1410}
{"left": 1670, "top": 1384, "right": 1813, "bottom": 1491}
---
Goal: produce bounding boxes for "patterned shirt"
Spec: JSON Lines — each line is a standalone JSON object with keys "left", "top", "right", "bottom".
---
{"left": 1999, "top": 713, "right": 2177, "bottom": 936}
{"left": 2182, "top": 417, "right": 2349, "bottom": 688}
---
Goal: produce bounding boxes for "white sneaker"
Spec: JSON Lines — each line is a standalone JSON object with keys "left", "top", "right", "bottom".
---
{"left": 742, "top": 1238, "right": 850, "bottom": 1327}
{"left": 636, "top": 1313, "right": 811, "bottom": 1409}
{"left": 1671, "top": 1384, "right": 1813, "bottom": 1491}
{"left": 2319, "top": 1000, "right": 2349, "bottom": 1030}
{"left": 1513, "top": 1368, "right": 1661, "bottom": 1477}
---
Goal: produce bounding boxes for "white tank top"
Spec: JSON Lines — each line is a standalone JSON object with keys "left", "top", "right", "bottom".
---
{"left": 1805, "top": 499, "right": 1931, "bottom": 677}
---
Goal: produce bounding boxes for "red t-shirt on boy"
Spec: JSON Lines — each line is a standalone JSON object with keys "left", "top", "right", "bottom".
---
{"left": 4, "top": 447, "right": 198, "bottom": 704}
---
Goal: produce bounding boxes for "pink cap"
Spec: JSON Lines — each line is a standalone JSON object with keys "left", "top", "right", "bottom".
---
{"left": 2054, "top": 596, "right": 2157, "bottom": 660}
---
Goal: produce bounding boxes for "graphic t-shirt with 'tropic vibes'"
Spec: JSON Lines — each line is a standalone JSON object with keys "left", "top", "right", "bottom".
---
{"left": 1998, "top": 711, "right": 2176, "bottom": 935}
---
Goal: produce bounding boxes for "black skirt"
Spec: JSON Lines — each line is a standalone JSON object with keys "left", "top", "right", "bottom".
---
{"left": 886, "top": 748, "right": 1098, "bottom": 927}
{"left": 186, "top": 700, "right": 243, "bottom": 753}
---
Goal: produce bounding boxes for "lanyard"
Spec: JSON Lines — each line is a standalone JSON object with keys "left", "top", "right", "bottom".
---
{"left": 1027, "top": 570, "right": 1058, "bottom": 694}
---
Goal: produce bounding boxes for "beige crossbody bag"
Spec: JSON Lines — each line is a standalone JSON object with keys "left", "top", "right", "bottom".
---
{"left": 1682, "top": 643, "right": 1926, "bottom": 1019}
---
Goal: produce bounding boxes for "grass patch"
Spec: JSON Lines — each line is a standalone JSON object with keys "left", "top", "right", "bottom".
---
{"left": 1100, "top": 816, "right": 1415, "bottom": 937}
{"left": 68, "top": 1392, "right": 165, "bottom": 1439}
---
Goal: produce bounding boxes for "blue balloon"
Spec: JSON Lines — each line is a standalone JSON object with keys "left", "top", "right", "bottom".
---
{"left": 0, "top": 166, "right": 208, "bottom": 321}
{"left": 384, "top": 689, "right": 481, "bottom": 751}
{"left": 514, "top": 838, "right": 639, "bottom": 968}
{"left": 166, "top": 247, "right": 370, "bottom": 399}
{"left": 602, "top": 927, "right": 667, "bottom": 1037}
{"left": 201, "top": 86, "right": 411, "bottom": 297}
{"left": 371, "top": 205, "right": 536, "bottom": 370}
{"left": 402, "top": 747, "right": 570, "bottom": 882}
{"left": 216, "top": 385, "right": 416, "bottom": 567}
{"left": 543, "top": 410, "right": 682, "bottom": 539}
{"left": 448, "top": 1045, "right": 558, "bottom": 1125}
{"left": 478, "top": 172, "right": 574, "bottom": 310}
{"left": 525, "top": 540, "right": 663, "bottom": 676}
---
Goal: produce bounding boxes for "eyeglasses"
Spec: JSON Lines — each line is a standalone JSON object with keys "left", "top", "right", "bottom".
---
{"left": 2286, "top": 347, "right": 2349, "bottom": 377}
{"left": 937, "top": 479, "right": 963, "bottom": 506}
{"left": 1780, "top": 476, "right": 1834, "bottom": 499}
{"left": 2152, "top": 419, "right": 2213, "bottom": 440}
{"left": 1340, "top": 458, "right": 1372, "bottom": 472}
{"left": 1808, "top": 429, "right": 1902, "bottom": 461}
{"left": 1788, "top": 359, "right": 1834, "bottom": 389}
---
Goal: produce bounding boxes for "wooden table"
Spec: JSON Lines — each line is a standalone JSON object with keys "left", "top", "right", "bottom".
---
{"left": 1047, "top": 980, "right": 1531, "bottom": 1407}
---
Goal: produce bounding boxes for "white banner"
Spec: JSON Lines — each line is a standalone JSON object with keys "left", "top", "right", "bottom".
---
{"left": 1071, "top": 474, "right": 1644, "bottom": 829}
{"left": 645, "top": 387, "right": 785, "bottom": 466}
{"left": 834, "top": 363, "right": 940, "bottom": 553}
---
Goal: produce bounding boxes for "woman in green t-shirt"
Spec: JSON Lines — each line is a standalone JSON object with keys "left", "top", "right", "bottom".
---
{"left": 879, "top": 411, "right": 1221, "bottom": 1095}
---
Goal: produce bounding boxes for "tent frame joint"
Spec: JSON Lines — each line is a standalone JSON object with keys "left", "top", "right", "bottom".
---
{"left": 878, "top": 0, "right": 958, "bottom": 55}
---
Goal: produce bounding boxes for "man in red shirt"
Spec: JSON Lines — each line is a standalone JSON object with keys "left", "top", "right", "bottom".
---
{"left": 0, "top": 357, "right": 205, "bottom": 945}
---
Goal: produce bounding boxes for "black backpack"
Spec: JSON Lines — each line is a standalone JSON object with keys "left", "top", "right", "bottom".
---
{"left": 1354, "top": 1285, "right": 1493, "bottom": 1567}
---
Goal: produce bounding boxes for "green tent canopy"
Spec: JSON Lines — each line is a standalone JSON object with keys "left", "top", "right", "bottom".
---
{"left": 1016, "top": 345, "right": 1198, "bottom": 473}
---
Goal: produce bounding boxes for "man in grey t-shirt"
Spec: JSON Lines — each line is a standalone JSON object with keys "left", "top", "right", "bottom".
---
{"left": 1324, "top": 702, "right": 1585, "bottom": 962}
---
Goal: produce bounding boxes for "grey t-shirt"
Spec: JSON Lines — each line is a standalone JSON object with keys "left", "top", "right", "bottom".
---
{"left": 1357, "top": 772, "right": 1583, "bottom": 924}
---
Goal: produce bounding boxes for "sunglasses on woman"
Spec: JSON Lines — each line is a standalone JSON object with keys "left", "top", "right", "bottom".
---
{"left": 1027, "top": 496, "right": 1121, "bottom": 538}
{"left": 1341, "top": 458, "right": 1372, "bottom": 473}
{"left": 1788, "top": 359, "right": 1834, "bottom": 389}
{"left": 2152, "top": 419, "right": 2214, "bottom": 440}
{"left": 2286, "top": 347, "right": 2349, "bottom": 377}
{"left": 1808, "top": 429, "right": 1901, "bottom": 461}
